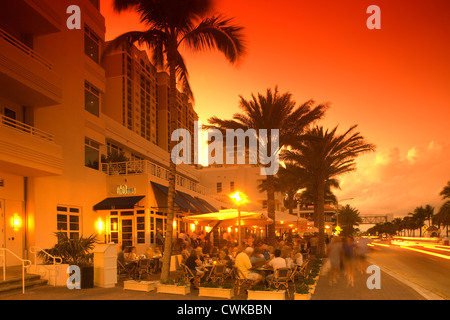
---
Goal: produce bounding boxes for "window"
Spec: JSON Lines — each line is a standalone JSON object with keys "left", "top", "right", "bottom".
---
{"left": 85, "top": 137, "right": 100, "bottom": 170}
{"left": 84, "top": 25, "right": 100, "bottom": 63}
{"left": 217, "top": 182, "right": 222, "bottom": 193}
{"left": 110, "top": 217, "right": 118, "bottom": 244}
{"left": 230, "top": 181, "right": 235, "bottom": 193}
{"left": 137, "top": 216, "right": 145, "bottom": 244}
{"left": 57, "top": 206, "right": 81, "bottom": 239}
{"left": 85, "top": 82, "right": 100, "bottom": 116}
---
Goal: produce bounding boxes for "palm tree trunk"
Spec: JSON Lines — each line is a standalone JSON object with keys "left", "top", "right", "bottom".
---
{"left": 266, "top": 174, "right": 276, "bottom": 246}
{"left": 160, "top": 42, "right": 178, "bottom": 282}
{"left": 316, "top": 176, "right": 326, "bottom": 256}
{"left": 288, "top": 193, "right": 294, "bottom": 216}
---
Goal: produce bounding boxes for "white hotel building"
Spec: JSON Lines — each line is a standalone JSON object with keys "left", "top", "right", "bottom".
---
{"left": 0, "top": 0, "right": 227, "bottom": 267}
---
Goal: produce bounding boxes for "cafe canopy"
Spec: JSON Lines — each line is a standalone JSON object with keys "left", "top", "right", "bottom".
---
{"left": 183, "top": 209, "right": 272, "bottom": 227}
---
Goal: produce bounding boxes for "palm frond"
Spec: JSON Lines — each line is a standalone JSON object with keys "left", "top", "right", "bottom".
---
{"left": 181, "top": 14, "right": 246, "bottom": 64}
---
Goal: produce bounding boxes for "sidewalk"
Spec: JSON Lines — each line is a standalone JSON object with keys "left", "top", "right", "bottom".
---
{"left": 311, "top": 260, "right": 425, "bottom": 300}
{"left": 1, "top": 261, "right": 426, "bottom": 300}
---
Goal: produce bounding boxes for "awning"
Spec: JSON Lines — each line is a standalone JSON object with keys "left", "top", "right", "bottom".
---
{"left": 151, "top": 182, "right": 196, "bottom": 212}
{"left": 183, "top": 209, "right": 272, "bottom": 227}
{"left": 195, "top": 197, "right": 218, "bottom": 212}
{"left": 93, "top": 196, "right": 145, "bottom": 211}
{"left": 178, "top": 191, "right": 211, "bottom": 214}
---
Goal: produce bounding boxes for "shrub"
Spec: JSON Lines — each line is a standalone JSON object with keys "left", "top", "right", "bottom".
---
{"left": 295, "top": 284, "right": 310, "bottom": 294}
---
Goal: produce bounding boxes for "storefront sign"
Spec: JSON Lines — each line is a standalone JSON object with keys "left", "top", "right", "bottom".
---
{"left": 116, "top": 185, "right": 136, "bottom": 195}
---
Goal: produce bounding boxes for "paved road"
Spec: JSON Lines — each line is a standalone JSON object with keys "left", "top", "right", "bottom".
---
{"left": 368, "top": 244, "right": 450, "bottom": 299}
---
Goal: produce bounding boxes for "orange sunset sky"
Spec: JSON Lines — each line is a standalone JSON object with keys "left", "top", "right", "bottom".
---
{"left": 100, "top": 0, "right": 450, "bottom": 226}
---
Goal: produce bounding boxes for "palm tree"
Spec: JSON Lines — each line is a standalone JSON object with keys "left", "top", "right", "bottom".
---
{"left": 298, "top": 178, "right": 340, "bottom": 224}
{"left": 391, "top": 218, "right": 405, "bottom": 236}
{"left": 208, "top": 87, "right": 327, "bottom": 244}
{"left": 409, "top": 205, "right": 434, "bottom": 236}
{"left": 283, "top": 125, "right": 375, "bottom": 255}
{"left": 336, "top": 204, "right": 362, "bottom": 237}
{"left": 107, "top": 0, "right": 246, "bottom": 282}
{"left": 258, "top": 163, "right": 306, "bottom": 216}
{"left": 434, "top": 202, "right": 450, "bottom": 237}
{"left": 439, "top": 181, "right": 450, "bottom": 200}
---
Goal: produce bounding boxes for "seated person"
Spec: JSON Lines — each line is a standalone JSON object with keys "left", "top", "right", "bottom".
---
{"left": 185, "top": 250, "right": 205, "bottom": 280}
{"left": 250, "top": 247, "right": 266, "bottom": 267}
{"left": 235, "top": 247, "right": 263, "bottom": 285}
{"left": 118, "top": 245, "right": 126, "bottom": 266}
{"left": 293, "top": 249, "right": 303, "bottom": 266}
{"left": 266, "top": 249, "right": 287, "bottom": 282}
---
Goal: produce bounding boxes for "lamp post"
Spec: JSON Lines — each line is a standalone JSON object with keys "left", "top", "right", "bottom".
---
{"left": 231, "top": 191, "right": 247, "bottom": 247}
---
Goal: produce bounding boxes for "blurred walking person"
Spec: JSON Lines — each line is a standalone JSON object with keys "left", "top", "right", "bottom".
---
{"left": 327, "top": 236, "right": 342, "bottom": 286}
{"left": 355, "top": 237, "right": 370, "bottom": 274}
{"left": 342, "top": 237, "right": 356, "bottom": 287}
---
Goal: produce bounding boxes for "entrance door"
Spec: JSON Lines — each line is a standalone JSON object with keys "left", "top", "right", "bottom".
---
{"left": 121, "top": 218, "right": 134, "bottom": 248}
{"left": 0, "top": 200, "right": 4, "bottom": 249}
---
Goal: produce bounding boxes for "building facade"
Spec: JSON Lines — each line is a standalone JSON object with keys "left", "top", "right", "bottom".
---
{"left": 0, "top": 0, "right": 223, "bottom": 267}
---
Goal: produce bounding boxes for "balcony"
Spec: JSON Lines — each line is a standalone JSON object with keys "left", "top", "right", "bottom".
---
{"left": 0, "top": 27, "right": 62, "bottom": 107}
{"left": 0, "top": 115, "right": 63, "bottom": 176}
{"left": 101, "top": 160, "right": 206, "bottom": 195}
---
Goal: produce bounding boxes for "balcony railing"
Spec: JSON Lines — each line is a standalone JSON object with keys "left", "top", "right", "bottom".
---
{"left": 1, "top": 114, "right": 55, "bottom": 142}
{"left": 101, "top": 160, "right": 206, "bottom": 195}
{"left": 0, "top": 27, "right": 53, "bottom": 70}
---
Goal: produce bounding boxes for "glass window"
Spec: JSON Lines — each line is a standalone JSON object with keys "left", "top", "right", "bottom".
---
{"left": 85, "top": 137, "right": 100, "bottom": 170}
{"left": 84, "top": 25, "right": 100, "bottom": 63}
{"left": 217, "top": 182, "right": 222, "bottom": 194}
{"left": 57, "top": 206, "right": 81, "bottom": 239}
{"left": 85, "top": 82, "right": 100, "bottom": 116}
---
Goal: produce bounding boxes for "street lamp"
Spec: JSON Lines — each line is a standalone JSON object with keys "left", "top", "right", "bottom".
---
{"left": 230, "top": 191, "right": 247, "bottom": 247}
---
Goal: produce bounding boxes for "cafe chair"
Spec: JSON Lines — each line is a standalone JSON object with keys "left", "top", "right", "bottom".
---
{"left": 207, "top": 264, "right": 227, "bottom": 284}
{"left": 180, "top": 263, "right": 202, "bottom": 288}
{"left": 233, "top": 267, "right": 255, "bottom": 296}
{"left": 137, "top": 259, "right": 152, "bottom": 280}
{"left": 268, "top": 267, "right": 292, "bottom": 298}
{"left": 117, "top": 260, "right": 127, "bottom": 278}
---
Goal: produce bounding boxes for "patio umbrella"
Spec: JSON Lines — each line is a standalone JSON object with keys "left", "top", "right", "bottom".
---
{"left": 183, "top": 209, "right": 273, "bottom": 227}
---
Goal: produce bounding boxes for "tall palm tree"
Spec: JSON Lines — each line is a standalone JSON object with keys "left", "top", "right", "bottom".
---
{"left": 107, "top": 0, "right": 246, "bottom": 282}
{"left": 298, "top": 178, "right": 340, "bottom": 224}
{"left": 409, "top": 205, "right": 434, "bottom": 236}
{"left": 208, "top": 87, "right": 327, "bottom": 245}
{"left": 391, "top": 218, "right": 405, "bottom": 236}
{"left": 439, "top": 181, "right": 450, "bottom": 200}
{"left": 283, "top": 125, "right": 375, "bottom": 255}
{"left": 336, "top": 204, "right": 362, "bottom": 237}
{"left": 434, "top": 202, "right": 450, "bottom": 237}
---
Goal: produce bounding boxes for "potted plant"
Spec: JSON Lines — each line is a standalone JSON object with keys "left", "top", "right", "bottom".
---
{"left": 156, "top": 278, "right": 190, "bottom": 295}
{"left": 198, "top": 282, "right": 234, "bottom": 299}
{"left": 294, "top": 284, "right": 311, "bottom": 300}
{"left": 39, "top": 232, "right": 98, "bottom": 289}
{"left": 303, "top": 277, "right": 317, "bottom": 294}
{"left": 247, "top": 285, "right": 286, "bottom": 300}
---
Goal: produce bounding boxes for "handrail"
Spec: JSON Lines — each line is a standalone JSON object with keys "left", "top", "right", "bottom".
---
{"left": 0, "top": 248, "right": 32, "bottom": 294}
{"left": 0, "top": 27, "right": 54, "bottom": 70}
{"left": 29, "top": 246, "right": 63, "bottom": 287}
{"left": 0, "top": 115, "right": 55, "bottom": 142}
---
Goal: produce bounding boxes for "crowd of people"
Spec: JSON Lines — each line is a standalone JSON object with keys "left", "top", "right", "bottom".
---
{"left": 175, "top": 230, "right": 316, "bottom": 288}
{"left": 119, "top": 228, "right": 372, "bottom": 289}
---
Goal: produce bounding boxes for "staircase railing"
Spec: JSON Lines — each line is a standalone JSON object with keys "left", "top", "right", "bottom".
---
{"left": 29, "top": 247, "right": 63, "bottom": 287}
{"left": 0, "top": 248, "right": 32, "bottom": 294}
